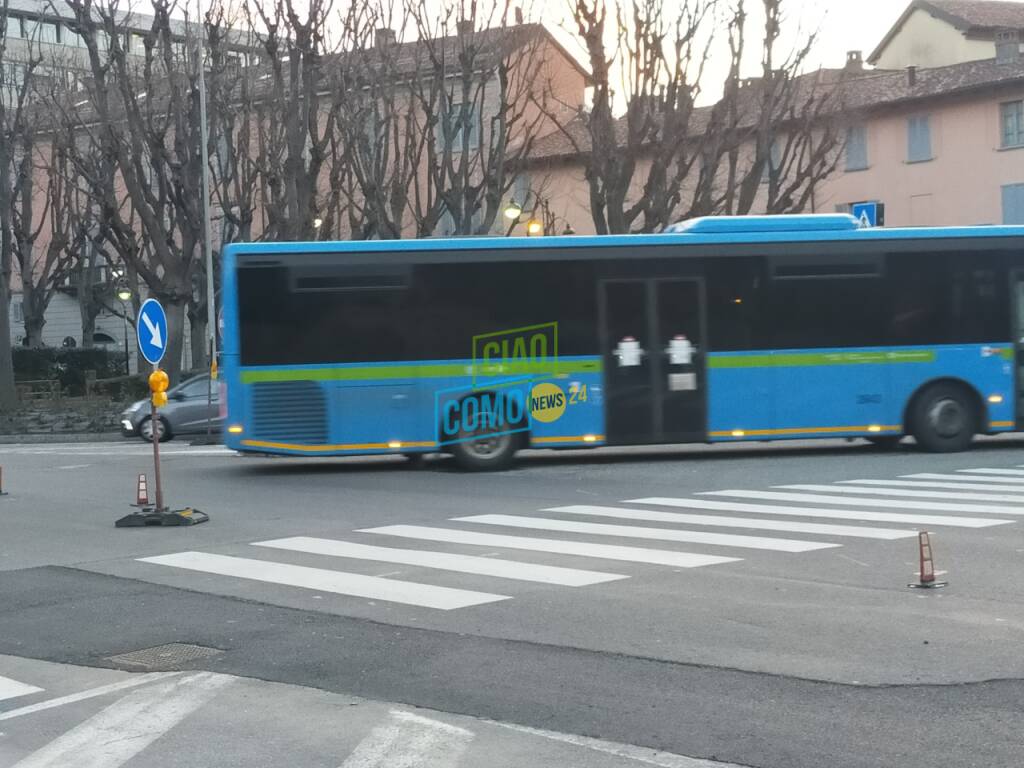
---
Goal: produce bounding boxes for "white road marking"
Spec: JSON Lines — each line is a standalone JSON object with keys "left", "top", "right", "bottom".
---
{"left": 339, "top": 709, "right": 473, "bottom": 768}
{"left": 137, "top": 552, "right": 509, "bottom": 610}
{"left": 957, "top": 468, "right": 1024, "bottom": 476}
{"left": 624, "top": 497, "right": 1010, "bottom": 528}
{"left": 779, "top": 484, "right": 1024, "bottom": 506}
{"left": 490, "top": 720, "right": 746, "bottom": 768}
{"left": 55, "top": 464, "right": 91, "bottom": 470}
{"left": 360, "top": 525, "right": 741, "bottom": 568}
{"left": 0, "top": 675, "right": 43, "bottom": 703}
{"left": 839, "top": 478, "right": 1024, "bottom": 494}
{"left": 0, "top": 673, "right": 179, "bottom": 722}
{"left": 453, "top": 514, "right": 839, "bottom": 553}
{"left": 903, "top": 473, "right": 1024, "bottom": 485}
{"left": 542, "top": 505, "right": 916, "bottom": 540}
{"left": 11, "top": 672, "right": 230, "bottom": 768}
{"left": 252, "top": 537, "right": 627, "bottom": 586}
{"left": 700, "top": 489, "right": 1024, "bottom": 515}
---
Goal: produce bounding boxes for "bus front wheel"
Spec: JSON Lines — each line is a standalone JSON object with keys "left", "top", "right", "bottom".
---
{"left": 910, "top": 383, "right": 978, "bottom": 453}
{"left": 450, "top": 432, "right": 519, "bottom": 471}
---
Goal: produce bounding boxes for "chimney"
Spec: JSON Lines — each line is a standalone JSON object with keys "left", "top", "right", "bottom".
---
{"left": 845, "top": 50, "right": 863, "bottom": 72}
{"left": 457, "top": 19, "right": 474, "bottom": 37}
{"left": 375, "top": 28, "right": 396, "bottom": 47}
{"left": 996, "top": 28, "right": 1021, "bottom": 64}
{"left": 906, "top": 65, "right": 917, "bottom": 86}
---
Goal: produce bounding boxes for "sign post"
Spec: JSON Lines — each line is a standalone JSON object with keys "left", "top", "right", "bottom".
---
{"left": 115, "top": 299, "right": 209, "bottom": 528}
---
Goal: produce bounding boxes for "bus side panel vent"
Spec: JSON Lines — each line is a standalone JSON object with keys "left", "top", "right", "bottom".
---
{"left": 251, "top": 381, "right": 329, "bottom": 445}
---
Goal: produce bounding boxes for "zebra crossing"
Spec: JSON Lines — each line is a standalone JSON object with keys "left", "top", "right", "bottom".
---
{"left": 137, "top": 465, "right": 1024, "bottom": 612}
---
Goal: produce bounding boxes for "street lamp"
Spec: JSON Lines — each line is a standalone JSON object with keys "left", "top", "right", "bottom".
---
{"left": 526, "top": 218, "right": 544, "bottom": 236}
{"left": 503, "top": 198, "right": 523, "bottom": 220}
{"left": 116, "top": 283, "right": 132, "bottom": 376}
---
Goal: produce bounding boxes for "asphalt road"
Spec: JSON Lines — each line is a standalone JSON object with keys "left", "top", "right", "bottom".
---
{"left": 1, "top": 437, "right": 1023, "bottom": 767}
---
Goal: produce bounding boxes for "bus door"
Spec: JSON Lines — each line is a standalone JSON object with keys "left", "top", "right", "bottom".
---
{"left": 1013, "top": 270, "right": 1024, "bottom": 427}
{"left": 600, "top": 278, "right": 706, "bottom": 444}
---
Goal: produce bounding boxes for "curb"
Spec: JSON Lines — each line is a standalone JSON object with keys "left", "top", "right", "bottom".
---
{"left": 0, "top": 432, "right": 126, "bottom": 444}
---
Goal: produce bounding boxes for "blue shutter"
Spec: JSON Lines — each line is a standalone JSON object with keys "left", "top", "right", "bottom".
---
{"left": 907, "top": 116, "right": 932, "bottom": 162}
{"left": 1001, "top": 101, "right": 1024, "bottom": 148}
{"left": 1002, "top": 184, "right": 1024, "bottom": 224}
{"left": 846, "top": 126, "right": 868, "bottom": 171}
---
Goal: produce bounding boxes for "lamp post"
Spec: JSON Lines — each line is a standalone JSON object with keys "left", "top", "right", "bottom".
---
{"left": 116, "top": 283, "right": 132, "bottom": 376}
{"left": 503, "top": 198, "right": 523, "bottom": 221}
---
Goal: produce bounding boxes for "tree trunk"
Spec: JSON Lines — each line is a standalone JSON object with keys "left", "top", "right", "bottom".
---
{"left": 79, "top": 294, "right": 97, "bottom": 350}
{"left": 163, "top": 297, "right": 187, "bottom": 385}
{"left": 0, "top": 278, "right": 18, "bottom": 411}
{"left": 189, "top": 308, "right": 208, "bottom": 371}
{"left": 24, "top": 318, "right": 44, "bottom": 348}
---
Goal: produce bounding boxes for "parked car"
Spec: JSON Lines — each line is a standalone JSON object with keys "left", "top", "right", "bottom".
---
{"left": 121, "top": 374, "right": 221, "bottom": 442}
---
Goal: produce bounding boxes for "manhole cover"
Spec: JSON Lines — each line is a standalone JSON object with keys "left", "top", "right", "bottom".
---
{"left": 105, "top": 643, "right": 224, "bottom": 670}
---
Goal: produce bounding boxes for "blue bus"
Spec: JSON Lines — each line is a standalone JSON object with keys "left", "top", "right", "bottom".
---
{"left": 220, "top": 214, "right": 1023, "bottom": 469}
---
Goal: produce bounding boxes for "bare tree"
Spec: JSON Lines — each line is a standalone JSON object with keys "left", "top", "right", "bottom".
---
{"left": 0, "top": 0, "right": 36, "bottom": 408}
{"left": 64, "top": 0, "right": 210, "bottom": 382}
{"left": 12, "top": 111, "right": 80, "bottom": 347}
{"left": 552, "top": 0, "right": 845, "bottom": 234}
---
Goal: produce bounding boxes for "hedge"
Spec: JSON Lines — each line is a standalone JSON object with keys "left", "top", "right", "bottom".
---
{"left": 13, "top": 348, "right": 130, "bottom": 397}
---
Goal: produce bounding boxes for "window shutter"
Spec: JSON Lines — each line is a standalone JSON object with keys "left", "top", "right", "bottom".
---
{"left": 846, "top": 126, "right": 867, "bottom": 171}
{"left": 907, "top": 116, "right": 931, "bottom": 162}
{"left": 1002, "top": 183, "right": 1024, "bottom": 224}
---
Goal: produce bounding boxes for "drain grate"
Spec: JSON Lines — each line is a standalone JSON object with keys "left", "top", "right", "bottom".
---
{"left": 105, "top": 643, "right": 224, "bottom": 670}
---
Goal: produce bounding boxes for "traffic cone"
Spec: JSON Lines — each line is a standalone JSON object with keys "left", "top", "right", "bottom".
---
{"left": 134, "top": 474, "right": 151, "bottom": 507}
{"left": 909, "top": 531, "right": 947, "bottom": 589}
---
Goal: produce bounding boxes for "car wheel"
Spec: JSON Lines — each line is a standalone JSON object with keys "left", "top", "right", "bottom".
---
{"left": 910, "top": 383, "right": 977, "bottom": 453}
{"left": 138, "top": 416, "right": 172, "bottom": 443}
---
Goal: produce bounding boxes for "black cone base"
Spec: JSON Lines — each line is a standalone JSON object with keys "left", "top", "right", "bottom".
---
{"left": 115, "top": 507, "right": 210, "bottom": 527}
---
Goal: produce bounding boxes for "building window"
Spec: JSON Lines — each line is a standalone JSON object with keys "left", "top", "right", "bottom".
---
{"left": 12, "top": 300, "right": 23, "bottom": 323}
{"left": 907, "top": 115, "right": 932, "bottom": 162}
{"left": 845, "top": 125, "right": 868, "bottom": 171}
{"left": 1003, "top": 183, "right": 1024, "bottom": 224}
{"left": 23, "top": 19, "right": 60, "bottom": 45}
{"left": 1001, "top": 100, "right": 1024, "bottom": 148}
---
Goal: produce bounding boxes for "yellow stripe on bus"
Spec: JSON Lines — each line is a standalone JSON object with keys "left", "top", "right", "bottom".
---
{"left": 241, "top": 440, "right": 437, "bottom": 452}
{"left": 530, "top": 435, "right": 605, "bottom": 445}
{"left": 990, "top": 420, "right": 1015, "bottom": 429}
{"left": 709, "top": 425, "right": 902, "bottom": 438}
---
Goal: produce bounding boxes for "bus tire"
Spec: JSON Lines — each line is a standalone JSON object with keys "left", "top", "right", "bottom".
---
{"left": 910, "top": 382, "right": 978, "bottom": 453}
{"left": 450, "top": 432, "right": 519, "bottom": 471}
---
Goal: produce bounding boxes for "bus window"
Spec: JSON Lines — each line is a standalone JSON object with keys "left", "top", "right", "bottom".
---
{"left": 706, "top": 259, "right": 766, "bottom": 351}
{"left": 768, "top": 270, "right": 886, "bottom": 350}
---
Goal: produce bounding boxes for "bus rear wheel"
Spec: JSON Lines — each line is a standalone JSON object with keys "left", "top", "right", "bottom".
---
{"left": 910, "top": 383, "right": 977, "bottom": 453}
{"left": 450, "top": 431, "right": 518, "bottom": 471}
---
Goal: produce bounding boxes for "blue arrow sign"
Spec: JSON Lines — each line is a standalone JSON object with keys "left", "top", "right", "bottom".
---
{"left": 137, "top": 298, "right": 168, "bottom": 366}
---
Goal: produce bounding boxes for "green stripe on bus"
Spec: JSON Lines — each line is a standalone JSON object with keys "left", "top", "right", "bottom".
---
{"left": 1001, "top": 348, "right": 1014, "bottom": 361}
{"left": 708, "top": 350, "right": 937, "bottom": 368}
{"left": 240, "top": 359, "right": 602, "bottom": 384}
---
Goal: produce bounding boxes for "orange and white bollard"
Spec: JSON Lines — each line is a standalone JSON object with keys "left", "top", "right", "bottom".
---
{"left": 134, "top": 473, "right": 150, "bottom": 507}
{"left": 909, "top": 531, "right": 948, "bottom": 589}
